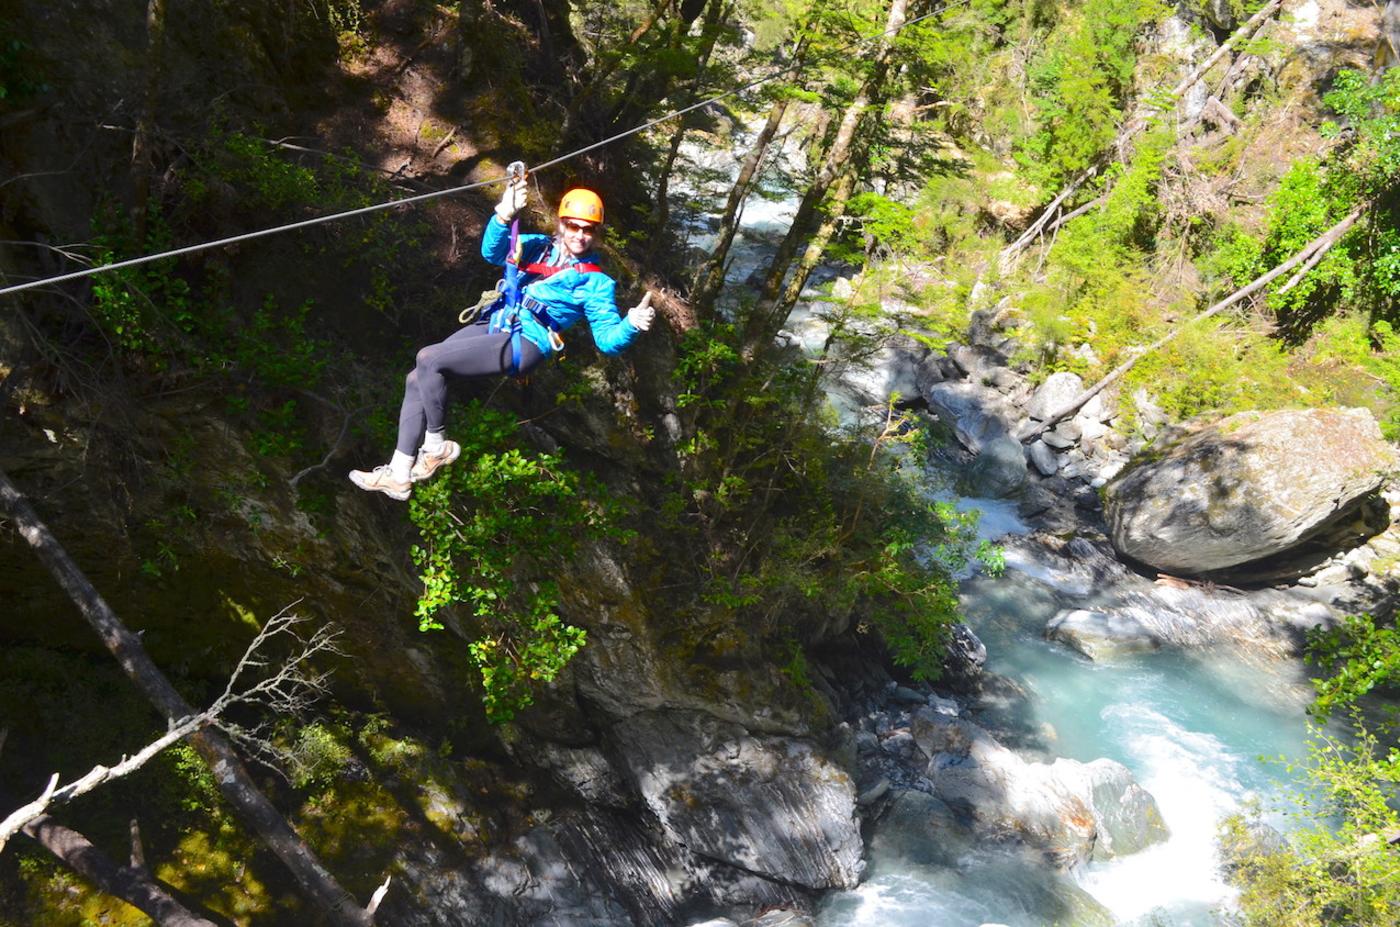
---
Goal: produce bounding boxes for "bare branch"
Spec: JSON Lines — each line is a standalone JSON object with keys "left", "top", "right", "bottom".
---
{"left": 0, "top": 603, "right": 343, "bottom": 846}
{"left": 290, "top": 406, "right": 369, "bottom": 488}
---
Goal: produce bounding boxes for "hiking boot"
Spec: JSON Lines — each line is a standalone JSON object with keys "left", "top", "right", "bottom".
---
{"left": 411, "top": 440, "right": 461, "bottom": 483}
{"left": 348, "top": 465, "right": 411, "bottom": 501}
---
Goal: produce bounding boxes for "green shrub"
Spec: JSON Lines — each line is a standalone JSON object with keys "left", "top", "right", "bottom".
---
{"left": 409, "top": 402, "right": 623, "bottom": 723}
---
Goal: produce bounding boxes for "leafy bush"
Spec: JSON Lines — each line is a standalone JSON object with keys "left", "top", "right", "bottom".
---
{"left": 409, "top": 402, "right": 623, "bottom": 723}
{"left": 1222, "top": 614, "right": 1400, "bottom": 926}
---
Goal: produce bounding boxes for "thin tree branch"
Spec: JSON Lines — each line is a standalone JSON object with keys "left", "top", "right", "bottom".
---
{"left": 1019, "top": 202, "right": 1367, "bottom": 441}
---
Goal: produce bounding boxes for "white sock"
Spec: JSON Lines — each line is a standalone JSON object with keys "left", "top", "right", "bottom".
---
{"left": 389, "top": 450, "right": 414, "bottom": 483}
{"left": 423, "top": 430, "right": 446, "bottom": 452}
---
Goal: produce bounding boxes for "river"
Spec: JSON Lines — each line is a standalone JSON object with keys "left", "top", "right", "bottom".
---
{"left": 816, "top": 549, "right": 1317, "bottom": 926}
{"left": 673, "top": 120, "right": 1323, "bottom": 927}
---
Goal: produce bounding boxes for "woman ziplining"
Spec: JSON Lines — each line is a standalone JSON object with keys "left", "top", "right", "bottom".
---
{"left": 348, "top": 166, "right": 657, "bottom": 501}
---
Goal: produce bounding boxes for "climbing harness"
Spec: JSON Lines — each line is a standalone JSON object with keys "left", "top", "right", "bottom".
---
{"left": 0, "top": 0, "right": 970, "bottom": 300}
{"left": 471, "top": 163, "right": 605, "bottom": 373}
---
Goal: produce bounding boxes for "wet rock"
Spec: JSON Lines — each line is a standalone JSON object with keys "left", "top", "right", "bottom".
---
{"left": 752, "top": 910, "right": 816, "bottom": 927}
{"left": 909, "top": 710, "right": 1168, "bottom": 867}
{"left": 1105, "top": 408, "right": 1396, "bottom": 579}
{"left": 969, "top": 435, "right": 1029, "bottom": 497}
{"left": 869, "top": 793, "right": 1115, "bottom": 926}
{"left": 1046, "top": 608, "right": 1163, "bottom": 659}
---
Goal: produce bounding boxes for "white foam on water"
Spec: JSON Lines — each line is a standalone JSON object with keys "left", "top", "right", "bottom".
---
{"left": 1076, "top": 704, "right": 1250, "bottom": 922}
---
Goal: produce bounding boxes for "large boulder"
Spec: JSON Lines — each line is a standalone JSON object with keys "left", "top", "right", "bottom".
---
{"left": 968, "top": 434, "right": 1029, "bottom": 497}
{"left": 1025, "top": 372, "right": 1086, "bottom": 422}
{"left": 612, "top": 711, "right": 864, "bottom": 890}
{"left": 1104, "top": 408, "right": 1396, "bottom": 577}
{"left": 925, "top": 380, "right": 1020, "bottom": 454}
{"left": 909, "top": 709, "right": 1168, "bottom": 867}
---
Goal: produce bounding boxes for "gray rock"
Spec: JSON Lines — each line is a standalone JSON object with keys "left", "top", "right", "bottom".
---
{"left": 942, "top": 622, "right": 988, "bottom": 688}
{"left": 1105, "top": 408, "right": 1397, "bottom": 577}
{"left": 914, "top": 354, "right": 950, "bottom": 395}
{"left": 857, "top": 777, "right": 891, "bottom": 806}
{"left": 909, "top": 710, "right": 1168, "bottom": 867}
{"left": 891, "top": 685, "right": 928, "bottom": 705}
{"left": 969, "top": 435, "right": 1029, "bottom": 497}
{"left": 752, "top": 910, "right": 816, "bottom": 927}
{"left": 1026, "top": 372, "right": 1086, "bottom": 421}
{"left": 869, "top": 793, "right": 1114, "bottom": 926}
{"left": 1131, "top": 388, "right": 1168, "bottom": 429}
{"left": 1042, "top": 429, "right": 1076, "bottom": 451}
{"left": 949, "top": 342, "right": 1009, "bottom": 380}
{"left": 1046, "top": 608, "right": 1163, "bottom": 660}
{"left": 1201, "top": 0, "right": 1236, "bottom": 31}
{"left": 613, "top": 712, "right": 863, "bottom": 890}
{"left": 1017, "top": 483, "right": 1058, "bottom": 518}
{"left": 925, "top": 381, "right": 1019, "bottom": 454}
{"left": 984, "top": 365, "right": 1025, "bottom": 393}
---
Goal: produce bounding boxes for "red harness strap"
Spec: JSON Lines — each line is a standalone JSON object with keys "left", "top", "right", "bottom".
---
{"left": 520, "top": 260, "right": 602, "bottom": 278}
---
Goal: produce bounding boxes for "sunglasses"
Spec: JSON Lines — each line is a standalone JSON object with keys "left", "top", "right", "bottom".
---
{"left": 560, "top": 219, "right": 597, "bottom": 234}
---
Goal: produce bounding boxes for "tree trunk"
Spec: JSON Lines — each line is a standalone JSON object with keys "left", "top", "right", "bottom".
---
{"left": 650, "top": 0, "right": 731, "bottom": 252}
{"left": 0, "top": 469, "right": 376, "bottom": 927}
{"left": 1019, "top": 202, "right": 1366, "bottom": 440}
{"left": 18, "top": 812, "right": 218, "bottom": 927}
{"left": 775, "top": 165, "right": 859, "bottom": 313}
{"left": 131, "top": 0, "right": 169, "bottom": 243}
{"left": 742, "top": 0, "right": 909, "bottom": 358}
{"left": 690, "top": 94, "right": 793, "bottom": 315}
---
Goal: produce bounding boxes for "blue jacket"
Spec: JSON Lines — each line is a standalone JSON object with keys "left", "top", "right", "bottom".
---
{"left": 481, "top": 216, "right": 639, "bottom": 360}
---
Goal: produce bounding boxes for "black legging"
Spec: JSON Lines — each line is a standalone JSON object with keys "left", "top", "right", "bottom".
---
{"left": 395, "top": 314, "right": 544, "bottom": 454}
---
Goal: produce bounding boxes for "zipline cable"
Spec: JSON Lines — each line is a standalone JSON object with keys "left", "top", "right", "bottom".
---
{"left": 0, "top": 0, "right": 971, "bottom": 299}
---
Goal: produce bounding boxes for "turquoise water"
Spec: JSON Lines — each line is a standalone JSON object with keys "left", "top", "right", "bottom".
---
{"left": 818, "top": 559, "right": 1319, "bottom": 927}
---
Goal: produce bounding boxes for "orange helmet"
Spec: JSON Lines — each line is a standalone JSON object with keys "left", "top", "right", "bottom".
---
{"left": 558, "top": 188, "right": 604, "bottom": 225}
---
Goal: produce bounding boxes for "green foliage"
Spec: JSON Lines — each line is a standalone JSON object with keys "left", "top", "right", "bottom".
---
{"left": 289, "top": 721, "right": 354, "bottom": 790}
{"left": 0, "top": 25, "right": 45, "bottom": 102}
{"left": 670, "top": 324, "right": 992, "bottom": 683}
{"left": 838, "top": 191, "right": 920, "bottom": 261}
{"left": 1309, "top": 315, "right": 1400, "bottom": 439}
{"left": 90, "top": 212, "right": 195, "bottom": 362}
{"left": 1306, "top": 614, "right": 1400, "bottom": 721}
{"left": 1018, "top": 0, "right": 1167, "bottom": 187}
{"left": 409, "top": 402, "right": 620, "bottom": 722}
{"left": 1224, "top": 613, "right": 1400, "bottom": 925}
{"left": 1222, "top": 724, "right": 1400, "bottom": 927}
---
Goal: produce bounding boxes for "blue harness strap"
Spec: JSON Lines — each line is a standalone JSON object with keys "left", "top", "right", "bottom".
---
{"left": 487, "top": 226, "right": 586, "bottom": 375}
{"left": 488, "top": 218, "right": 528, "bottom": 375}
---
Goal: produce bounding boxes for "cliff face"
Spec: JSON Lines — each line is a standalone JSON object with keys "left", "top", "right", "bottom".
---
{"left": 0, "top": 2, "right": 864, "bottom": 922}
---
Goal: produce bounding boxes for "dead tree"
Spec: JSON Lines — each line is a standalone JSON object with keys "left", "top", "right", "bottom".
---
{"left": 4, "top": 792, "right": 220, "bottom": 927}
{"left": 0, "top": 607, "right": 338, "bottom": 846}
{"left": 0, "top": 468, "right": 387, "bottom": 926}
